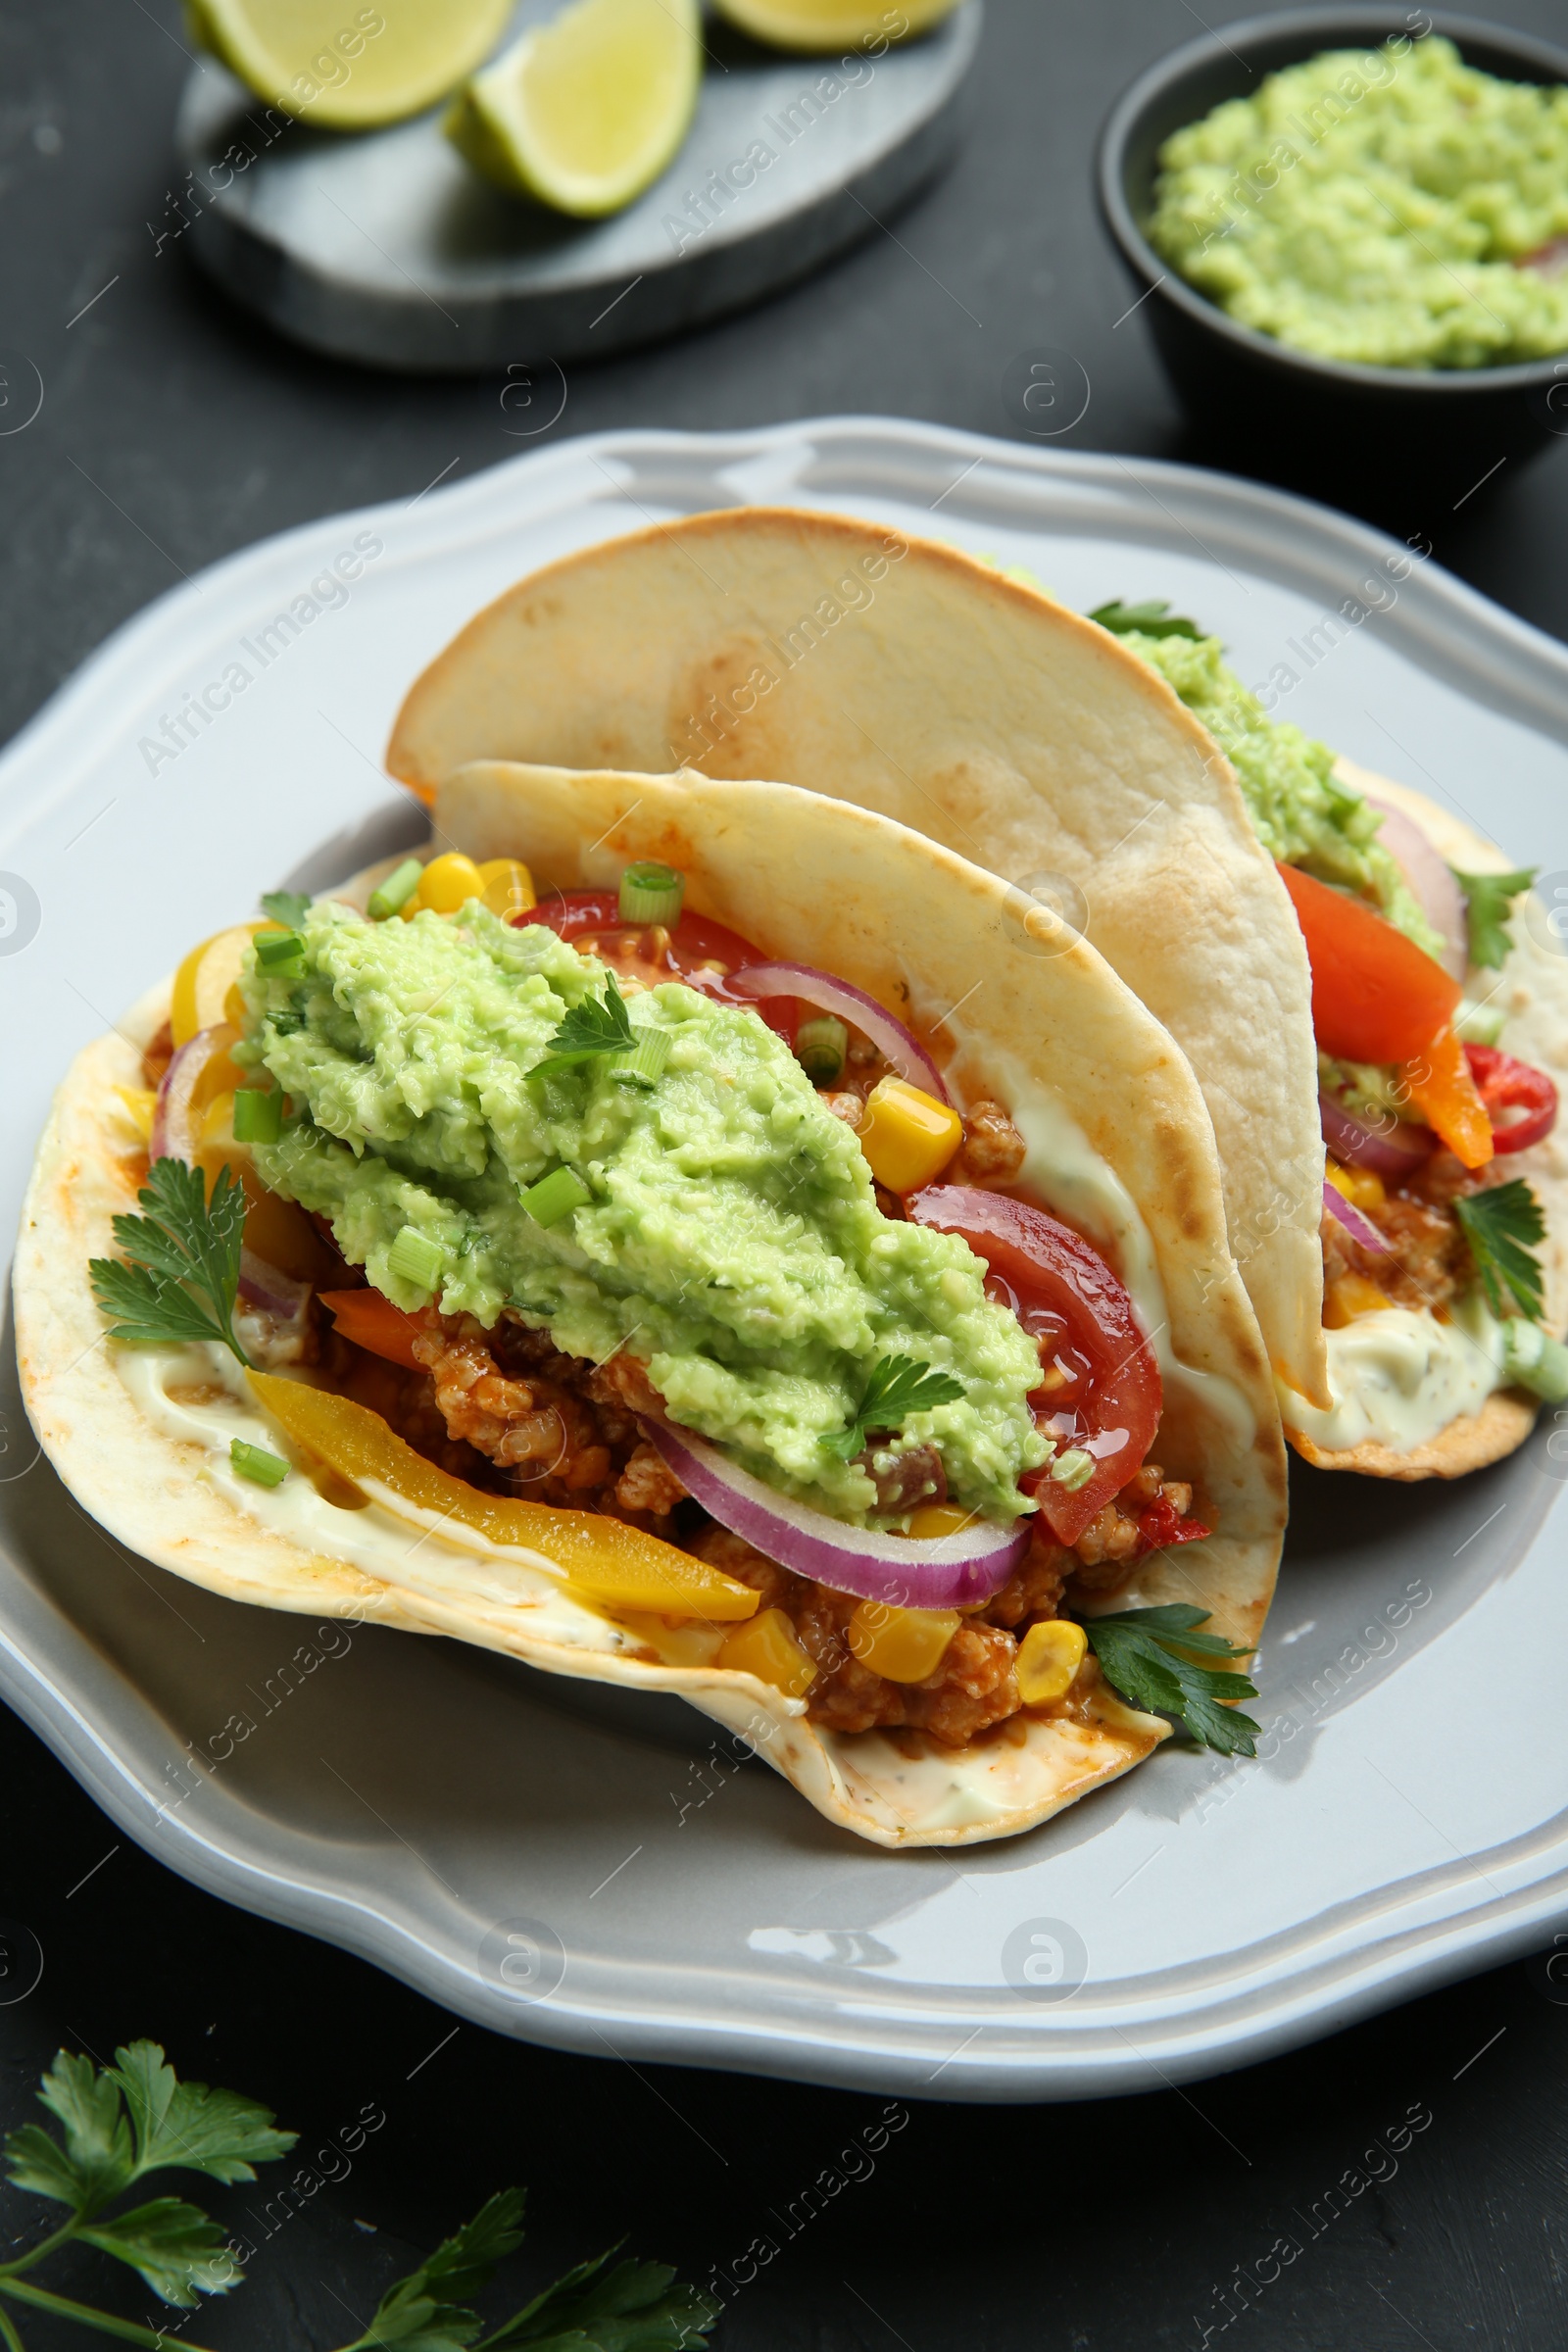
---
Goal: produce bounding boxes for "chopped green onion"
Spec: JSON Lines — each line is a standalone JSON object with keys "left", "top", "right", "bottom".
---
{"left": 1049, "top": 1447, "right": 1096, "bottom": 1492}
{"left": 1501, "top": 1318, "right": 1568, "bottom": 1405}
{"left": 618, "top": 861, "right": 685, "bottom": 925}
{"left": 231, "top": 1439, "right": 289, "bottom": 1489}
{"left": 519, "top": 1165, "right": 592, "bottom": 1227}
{"left": 368, "top": 858, "right": 423, "bottom": 920}
{"left": 612, "top": 1028, "right": 670, "bottom": 1089}
{"left": 386, "top": 1227, "right": 445, "bottom": 1294}
{"left": 796, "top": 1015, "right": 848, "bottom": 1085}
{"left": 232, "top": 1087, "right": 283, "bottom": 1144}
{"left": 255, "top": 928, "right": 306, "bottom": 975}
{"left": 1455, "top": 997, "right": 1507, "bottom": 1048}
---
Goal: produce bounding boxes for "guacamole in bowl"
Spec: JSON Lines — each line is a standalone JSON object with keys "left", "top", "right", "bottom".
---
{"left": 1148, "top": 34, "right": 1568, "bottom": 370}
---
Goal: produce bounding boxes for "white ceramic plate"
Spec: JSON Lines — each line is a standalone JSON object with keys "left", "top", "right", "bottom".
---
{"left": 4, "top": 418, "right": 1567, "bottom": 2102}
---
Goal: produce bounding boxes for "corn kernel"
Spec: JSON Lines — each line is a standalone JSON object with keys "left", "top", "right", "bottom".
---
{"left": 847, "top": 1599, "right": 959, "bottom": 1683}
{"left": 1323, "top": 1273, "right": 1395, "bottom": 1329}
{"left": 717, "top": 1607, "right": 816, "bottom": 1698}
{"left": 1325, "top": 1158, "right": 1386, "bottom": 1211}
{"left": 478, "top": 857, "right": 536, "bottom": 918}
{"left": 905, "top": 1502, "right": 975, "bottom": 1541}
{"left": 1015, "top": 1618, "right": 1087, "bottom": 1705}
{"left": 857, "top": 1077, "right": 963, "bottom": 1195}
{"left": 415, "top": 853, "right": 485, "bottom": 914}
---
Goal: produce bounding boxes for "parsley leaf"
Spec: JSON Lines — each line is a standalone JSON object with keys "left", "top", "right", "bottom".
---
{"left": 261, "top": 888, "right": 312, "bottom": 929}
{"left": 337, "top": 2190, "right": 525, "bottom": 2350}
{"left": 1088, "top": 598, "right": 1202, "bottom": 641}
{"left": 820, "top": 1353, "right": 966, "bottom": 1461}
{"left": 1454, "top": 867, "right": 1537, "bottom": 971}
{"left": 89, "top": 1157, "right": 250, "bottom": 1364}
{"left": 1083, "top": 1603, "right": 1260, "bottom": 1756}
{"left": 79, "top": 2195, "right": 242, "bottom": 2306}
{"left": 6, "top": 2049, "right": 133, "bottom": 2215}
{"left": 489, "top": 2248, "right": 721, "bottom": 2348}
{"left": 531, "top": 973, "right": 637, "bottom": 1080}
{"left": 110, "top": 2038, "right": 295, "bottom": 2183}
{"left": 1455, "top": 1178, "right": 1546, "bottom": 1321}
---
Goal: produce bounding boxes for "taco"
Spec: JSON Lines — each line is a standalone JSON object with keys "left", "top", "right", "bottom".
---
{"left": 17, "top": 764, "right": 1285, "bottom": 1848}
{"left": 383, "top": 512, "right": 1567, "bottom": 1477}
{"left": 1089, "top": 601, "right": 1567, "bottom": 1477}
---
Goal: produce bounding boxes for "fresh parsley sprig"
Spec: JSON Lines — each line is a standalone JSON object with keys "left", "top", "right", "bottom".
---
{"left": 1088, "top": 599, "right": 1202, "bottom": 641}
{"left": 260, "top": 889, "right": 312, "bottom": 930}
{"left": 820, "top": 1353, "right": 966, "bottom": 1461}
{"left": 0, "top": 2040, "right": 293, "bottom": 2340}
{"left": 89, "top": 1159, "right": 250, "bottom": 1365}
{"left": 1083, "top": 1603, "right": 1260, "bottom": 1756}
{"left": 1453, "top": 867, "right": 1537, "bottom": 971}
{"left": 334, "top": 2194, "right": 715, "bottom": 2352}
{"left": 0, "top": 2043, "right": 717, "bottom": 2352}
{"left": 1455, "top": 1178, "right": 1546, "bottom": 1321}
{"left": 531, "top": 973, "right": 637, "bottom": 1080}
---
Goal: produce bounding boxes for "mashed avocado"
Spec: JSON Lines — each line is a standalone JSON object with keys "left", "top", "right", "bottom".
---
{"left": 1149, "top": 37, "right": 1568, "bottom": 369}
{"left": 240, "top": 902, "right": 1048, "bottom": 1524}
{"left": 1112, "top": 623, "right": 1444, "bottom": 956}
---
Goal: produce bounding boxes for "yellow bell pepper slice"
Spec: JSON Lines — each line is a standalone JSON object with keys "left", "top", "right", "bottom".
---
{"left": 247, "top": 1372, "right": 759, "bottom": 1623}
{"left": 1400, "top": 1026, "right": 1493, "bottom": 1171}
{"left": 171, "top": 923, "right": 269, "bottom": 1047}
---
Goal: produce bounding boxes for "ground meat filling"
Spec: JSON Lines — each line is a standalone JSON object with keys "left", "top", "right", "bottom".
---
{"left": 333, "top": 1305, "right": 1200, "bottom": 1750}
{"left": 1321, "top": 1150, "right": 1498, "bottom": 1321}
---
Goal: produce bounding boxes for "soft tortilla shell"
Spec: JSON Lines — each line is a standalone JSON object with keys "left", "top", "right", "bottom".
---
{"left": 18, "top": 773, "right": 1285, "bottom": 1846}
{"left": 1295, "top": 763, "right": 1568, "bottom": 1478}
{"left": 386, "top": 508, "right": 1327, "bottom": 1410}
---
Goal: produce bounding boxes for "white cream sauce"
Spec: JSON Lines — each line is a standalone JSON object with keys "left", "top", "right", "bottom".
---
{"left": 1281, "top": 1294, "right": 1506, "bottom": 1453}
{"left": 116, "top": 1343, "right": 656, "bottom": 1662}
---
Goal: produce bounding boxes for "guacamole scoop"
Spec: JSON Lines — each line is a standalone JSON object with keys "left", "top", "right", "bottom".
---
{"left": 1149, "top": 36, "right": 1568, "bottom": 369}
{"left": 240, "top": 900, "right": 1048, "bottom": 1523}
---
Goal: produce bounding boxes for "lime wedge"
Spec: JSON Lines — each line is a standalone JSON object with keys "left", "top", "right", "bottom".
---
{"left": 444, "top": 0, "right": 701, "bottom": 219}
{"left": 186, "top": 0, "right": 514, "bottom": 130}
{"left": 710, "top": 0, "right": 956, "bottom": 49}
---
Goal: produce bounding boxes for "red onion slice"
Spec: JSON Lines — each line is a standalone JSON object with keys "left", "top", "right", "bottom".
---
{"left": 1322, "top": 1180, "right": 1387, "bottom": 1254}
{"left": 732, "top": 962, "right": 949, "bottom": 1102}
{"left": 150, "top": 1027, "right": 228, "bottom": 1165}
{"left": 1320, "top": 1092, "right": 1434, "bottom": 1178}
{"left": 1361, "top": 793, "right": 1467, "bottom": 981}
{"left": 645, "top": 1420, "right": 1028, "bottom": 1608}
{"left": 238, "top": 1249, "right": 312, "bottom": 1327}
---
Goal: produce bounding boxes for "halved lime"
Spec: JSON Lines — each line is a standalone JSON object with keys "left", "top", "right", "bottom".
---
{"left": 710, "top": 0, "right": 956, "bottom": 50}
{"left": 186, "top": 0, "right": 514, "bottom": 130}
{"left": 444, "top": 0, "right": 701, "bottom": 219}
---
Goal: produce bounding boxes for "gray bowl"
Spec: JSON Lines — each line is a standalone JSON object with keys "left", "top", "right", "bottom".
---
{"left": 1097, "top": 8, "right": 1568, "bottom": 501}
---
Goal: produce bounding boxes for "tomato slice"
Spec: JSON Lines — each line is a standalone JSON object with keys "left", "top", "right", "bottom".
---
{"left": 524, "top": 890, "right": 796, "bottom": 1042}
{"left": 1465, "top": 1044, "right": 1559, "bottom": 1155}
{"left": 1277, "top": 862, "right": 1460, "bottom": 1064}
{"left": 906, "top": 1185, "right": 1161, "bottom": 1546}
{"left": 321, "top": 1289, "right": 430, "bottom": 1372}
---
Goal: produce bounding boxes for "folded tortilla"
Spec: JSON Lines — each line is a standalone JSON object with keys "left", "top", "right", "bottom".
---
{"left": 18, "top": 766, "right": 1286, "bottom": 1846}
{"left": 383, "top": 512, "right": 1567, "bottom": 1478}
{"left": 385, "top": 509, "right": 1327, "bottom": 1410}
{"left": 1291, "top": 761, "right": 1568, "bottom": 1478}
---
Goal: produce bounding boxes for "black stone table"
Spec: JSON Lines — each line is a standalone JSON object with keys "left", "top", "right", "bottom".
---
{"left": 3, "top": 1, "right": 1565, "bottom": 2343}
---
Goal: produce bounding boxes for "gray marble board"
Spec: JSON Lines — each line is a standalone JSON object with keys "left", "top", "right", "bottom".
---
{"left": 172, "top": 4, "right": 982, "bottom": 373}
